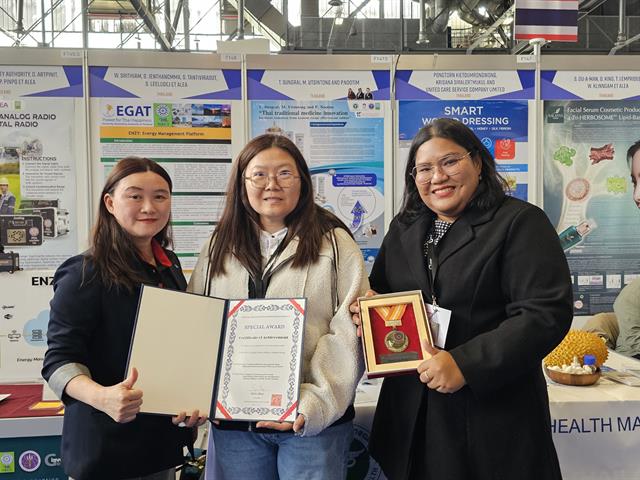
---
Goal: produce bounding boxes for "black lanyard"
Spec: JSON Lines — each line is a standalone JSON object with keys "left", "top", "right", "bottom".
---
{"left": 425, "top": 237, "right": 440, "bottom": 308}
{"left": 249, "top": 238, "right": 290, "bottom": 299}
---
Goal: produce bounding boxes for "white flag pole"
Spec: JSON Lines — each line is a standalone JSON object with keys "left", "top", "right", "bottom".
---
{"left": 530, "top": 37, "right": 548, "bottom": 208}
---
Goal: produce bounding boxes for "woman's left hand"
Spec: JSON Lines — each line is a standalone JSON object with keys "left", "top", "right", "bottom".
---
{"left": 256, "top": 414, "right": 305, "bottom": 433}
{"left": 172, "top": 409, "right": 208, "bottom": 428}
{"left": 417, "top": 341, "right": 466, "bottom": 394}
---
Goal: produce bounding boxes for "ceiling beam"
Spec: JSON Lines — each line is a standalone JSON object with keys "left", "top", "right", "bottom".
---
{"left": 466, "top": 4, "right": 514, "bottom": 54}
{"left": 13, "top": 0, "right": 65, "bottom": 46}
{"left": 0, "top": 25, "right": 16, "bottom": 42}
{"left": 168, "top": 0, "right": 184, "bottom": 44}
{"left": 609, "top": 30, "right": 640, "bottom": 54}
{"left": 129, "top": 0, "right": 173, "bottom": 51}
{"left": 17, "top": 0, "right": 25, "bottom": 32}
{"left": 347, "top": 0, "right": 372, "bottom": 19}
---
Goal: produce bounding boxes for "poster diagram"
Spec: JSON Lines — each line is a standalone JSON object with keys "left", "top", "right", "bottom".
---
{"left": 0, "top": 65, "right": 81, "bottom": 271}
{"left": 0, "top": 270, "right": 54, "bottom": 382}
{"left": 0, "top": 98, "right": 77, "bottom": 270}
{"left": 251, "top": 100, "right": 385, "bottom": 268}
{"left": 543, "top": 100, "right": 640, "bottom": 314}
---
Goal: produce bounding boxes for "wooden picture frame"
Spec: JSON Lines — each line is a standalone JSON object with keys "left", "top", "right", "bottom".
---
{"left": 359, "top": 290, "right": 434, "bottom": 377}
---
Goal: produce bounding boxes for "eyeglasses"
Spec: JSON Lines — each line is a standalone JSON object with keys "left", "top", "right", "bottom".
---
{"left": 410, "top": 151, "right": 472, "bottom": 184}
{"left": 244, "top": 171, "right": 300, "bottom": 189}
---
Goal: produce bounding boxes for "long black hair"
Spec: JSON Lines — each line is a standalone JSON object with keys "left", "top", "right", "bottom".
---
{"left": 88, "top": 156, "right": 173, "bottom": 291}
{"left": 399, "top": 118, "right": 508, "bottom": 224}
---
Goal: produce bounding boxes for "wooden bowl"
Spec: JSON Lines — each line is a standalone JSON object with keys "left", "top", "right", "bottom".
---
{"left": 544, "top": 366, "right": 601, "bottom": 386}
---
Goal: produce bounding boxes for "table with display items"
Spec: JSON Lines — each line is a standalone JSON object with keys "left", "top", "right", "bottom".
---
{"left": 547, "top": 349, "right": 640, "bottom": 480}
{"left": 203, "top": 349, "right": 640, "bottom": 480}
{"left": 0, "top": 383, "right": 64, "bottom": 479}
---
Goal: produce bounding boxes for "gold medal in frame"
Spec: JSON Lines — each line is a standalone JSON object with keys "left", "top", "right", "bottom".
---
{"left": 358, "top": 290, "right": 434, "bottom": 377}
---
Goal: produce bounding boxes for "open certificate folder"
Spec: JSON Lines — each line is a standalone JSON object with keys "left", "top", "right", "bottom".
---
{"left": 127, "top": 285, "right": 306, "bottom": 423}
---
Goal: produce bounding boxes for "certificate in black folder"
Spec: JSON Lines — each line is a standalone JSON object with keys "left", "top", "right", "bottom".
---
{"left": 127, "top": 285, "right": 306, "bottom": 422}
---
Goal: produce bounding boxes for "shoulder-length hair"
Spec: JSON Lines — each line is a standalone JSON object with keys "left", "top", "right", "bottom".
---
{"left": 399, "top": 117, "right": 508, "bottom": 224}
{"left": 208, "top": 134, "right": 349, "bottom": 278}
{"left": 87, "top": 156, "right": 173, "bottom": 291}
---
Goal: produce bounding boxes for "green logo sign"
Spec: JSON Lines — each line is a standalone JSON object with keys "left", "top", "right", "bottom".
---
{"left": 0, "top": 452, "right": 15, "bottom": 473}
{"left": 154, "top": 103, "right": 172, "bottom": 127}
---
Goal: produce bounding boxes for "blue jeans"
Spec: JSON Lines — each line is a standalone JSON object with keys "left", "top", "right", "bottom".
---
{"left": 211, "top": 421, "right": 353, "bottom": 480}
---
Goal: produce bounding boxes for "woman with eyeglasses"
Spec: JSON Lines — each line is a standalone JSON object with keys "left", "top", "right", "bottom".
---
{"left": 42, "top": 157, "right": 206, "bottom": 480}
{"left": 351, "top": 118, "right": 572, "bottom": 480}
{"left": 189, "top": 134, "right": 369, "bottom": 480}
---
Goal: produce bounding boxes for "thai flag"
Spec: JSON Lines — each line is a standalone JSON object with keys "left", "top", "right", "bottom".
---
{"left": 515, "top": 0, "right": 578, "bottom": 42}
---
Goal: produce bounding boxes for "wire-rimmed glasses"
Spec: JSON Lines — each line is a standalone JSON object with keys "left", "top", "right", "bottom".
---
{"left": 410, "top": 151, "right": 472, "bottom": 184}
{"left": 244, "top": 171, "right": 300, "bottom": 189}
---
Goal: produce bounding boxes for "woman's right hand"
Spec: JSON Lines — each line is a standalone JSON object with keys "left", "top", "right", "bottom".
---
{"left": 97, "top": 367, "right": 143, "bottom": 423}
{"left": 349, "top": 289, "right": 377, "bottom": 337}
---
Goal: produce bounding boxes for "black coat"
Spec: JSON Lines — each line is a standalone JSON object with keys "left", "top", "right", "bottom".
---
{"left": 42, "top": 251, "right": 190, "bottom": 480}
{"left": 368, "top": 196, "right": 572, "bottom": 480}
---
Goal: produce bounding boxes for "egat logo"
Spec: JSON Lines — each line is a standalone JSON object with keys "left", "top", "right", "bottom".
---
{"left": 116, "top": 105, "right": 152, "bottom": 117}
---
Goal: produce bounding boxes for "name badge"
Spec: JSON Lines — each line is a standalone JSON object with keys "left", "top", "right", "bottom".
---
{"left": 426, "top": 303, "right": 451, "bottom": 349}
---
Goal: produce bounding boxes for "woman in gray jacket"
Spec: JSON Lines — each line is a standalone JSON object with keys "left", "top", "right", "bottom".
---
{"left": 189, "top": 134, "right": 369, "bottom": 480}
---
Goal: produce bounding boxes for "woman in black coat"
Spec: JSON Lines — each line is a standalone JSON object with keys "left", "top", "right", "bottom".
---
{"left": 42, "top": 157, "right": 206, "bottom": 480}
{"left": 352, "top": 118, "right": 573, "bottom": 480}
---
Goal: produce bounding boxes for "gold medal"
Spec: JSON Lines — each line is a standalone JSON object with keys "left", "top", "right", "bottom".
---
{"left": 375, "top": 304, "right": 409, "bottom": 353}
{"left": 384, "top": 329, "right": 409, "bottom": 352}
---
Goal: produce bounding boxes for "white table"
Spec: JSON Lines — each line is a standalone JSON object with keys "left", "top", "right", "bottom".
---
{"left": 348, "top": 349, "right": 640, "bottom": 480}
{"left": 206, "top": 350, "right": 640, "bottom": 480}
{"left": 549, "top": 350, "right": 640, "bottom": 480}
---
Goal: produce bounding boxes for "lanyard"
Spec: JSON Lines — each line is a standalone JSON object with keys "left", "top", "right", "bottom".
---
{"left": 425, "top": 238, "right": 440, "bottom": 308}
{"left": 249, "top": 238, "right": 290, "bottom": 299}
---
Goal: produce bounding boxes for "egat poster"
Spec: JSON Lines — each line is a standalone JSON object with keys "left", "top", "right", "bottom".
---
{"left": 91, "top": 66, "right": 241, "bottom": 269}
